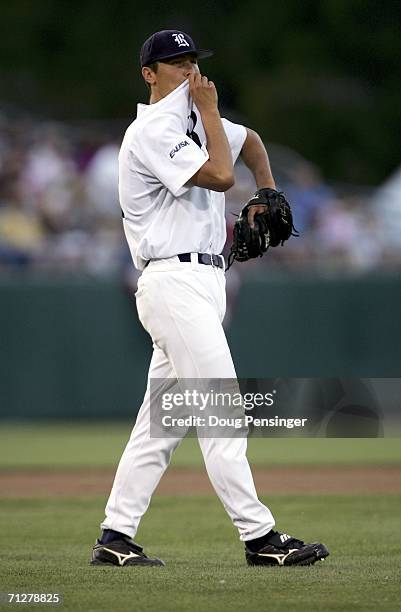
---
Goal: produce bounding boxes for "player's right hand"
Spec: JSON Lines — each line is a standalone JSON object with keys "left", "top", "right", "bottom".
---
{"left": 188, "top": 72, "right": 218, "bottom": 112}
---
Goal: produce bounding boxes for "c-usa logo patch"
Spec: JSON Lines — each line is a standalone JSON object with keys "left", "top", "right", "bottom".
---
{"left": 169, "top": 140, "right": 190, "bottom": 158}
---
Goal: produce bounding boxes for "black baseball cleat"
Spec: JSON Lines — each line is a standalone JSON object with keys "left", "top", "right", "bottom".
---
{"left": 245, "top": 530, "right": 329, "bottom": 567}
{"left": 91, "top": 536, "right": 165, "bottom": 567}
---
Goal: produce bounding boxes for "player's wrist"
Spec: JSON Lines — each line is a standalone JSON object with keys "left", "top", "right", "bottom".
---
{"left": 255, "top": 178, "right": 276, "bottom": 190}
{"left": 197, "top": 106, "right": 220, "bottom": 119}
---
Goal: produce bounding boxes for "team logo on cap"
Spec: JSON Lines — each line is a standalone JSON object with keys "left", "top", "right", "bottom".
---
{"left": 172, "top": 33, "right": 190, "bottom": 47}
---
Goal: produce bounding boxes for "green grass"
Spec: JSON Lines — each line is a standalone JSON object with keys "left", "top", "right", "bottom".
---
{"left": 0, "top": 422, "right": 400, "bottom": 469}
{"left": 0, "top": 494, "right": 400, "bottom": 611}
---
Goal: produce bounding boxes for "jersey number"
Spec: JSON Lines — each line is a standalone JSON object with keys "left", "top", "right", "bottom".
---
{"left": 186, "top": 111, "right": 202, "bottom": 148}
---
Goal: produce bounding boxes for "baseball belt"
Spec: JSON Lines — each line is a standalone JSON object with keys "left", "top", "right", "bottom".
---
{"left": 177, "top": 253, "right": 224, "bottom": 269}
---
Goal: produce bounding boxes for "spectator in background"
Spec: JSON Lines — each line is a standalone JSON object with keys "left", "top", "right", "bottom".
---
{"left": 0, "top": 178, "right": 43, "bottom": 266}
{"left": 285, "top": 161, "right": 334, "bottom": 234}
{"left": 85, "top": 141, "right": 120, "bottom": 221}
{"left": 370, "top": 164, "right": 401, "bottom": 252}
{"left": 312, "top": 196, "right": 383, "bottom": 271}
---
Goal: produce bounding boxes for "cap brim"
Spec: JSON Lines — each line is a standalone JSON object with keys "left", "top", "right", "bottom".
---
{"left": 196, "top": 49, "right": 214, "bottom": 59}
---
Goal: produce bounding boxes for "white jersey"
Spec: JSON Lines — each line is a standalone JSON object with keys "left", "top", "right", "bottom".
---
{"left": 119, "top": 80, "right": 247, "bottom": 270}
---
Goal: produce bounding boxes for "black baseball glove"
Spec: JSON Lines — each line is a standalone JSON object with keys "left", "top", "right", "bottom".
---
{"left": 226, "top": 187, "right": 298, "bottom": 269}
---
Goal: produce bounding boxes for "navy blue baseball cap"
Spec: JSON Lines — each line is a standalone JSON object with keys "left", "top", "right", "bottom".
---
{"left": 140, "top": 30, "right": 213, "bottom": 67}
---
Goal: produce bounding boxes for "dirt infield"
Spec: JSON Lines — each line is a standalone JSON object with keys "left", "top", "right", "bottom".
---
{"left": 1, "top": 466, "right": 401, "bottom": 497}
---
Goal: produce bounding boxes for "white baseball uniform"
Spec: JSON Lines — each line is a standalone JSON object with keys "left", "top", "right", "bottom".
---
{"left": 101, "top": 80, "right": 275, "bottom": 541}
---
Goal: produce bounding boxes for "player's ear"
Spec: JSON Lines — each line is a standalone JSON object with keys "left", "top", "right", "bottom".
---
{"left": 142, "top": 66, "right": 156, "bottom": 86}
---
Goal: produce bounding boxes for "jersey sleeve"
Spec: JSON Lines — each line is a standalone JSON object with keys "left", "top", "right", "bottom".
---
{"left": 135, "top": 115, "right": 209, "bottom": 197}
{"left": 221, "top": 118, "right": 247, "bottom": 164}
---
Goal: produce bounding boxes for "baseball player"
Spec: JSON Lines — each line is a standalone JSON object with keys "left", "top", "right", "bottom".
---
{"left": 91, "top": 30, "right": 329, "bottom": 568}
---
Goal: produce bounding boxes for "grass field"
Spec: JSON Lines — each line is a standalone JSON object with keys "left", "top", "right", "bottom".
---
{"left": 1, "top": 421, "right": 401, "bottom": 469}
{"left": 0, "top": 422, "right": 400, "bottom": 611}
{"left": 0, "top": 495, "right": 400, "bottom": 611}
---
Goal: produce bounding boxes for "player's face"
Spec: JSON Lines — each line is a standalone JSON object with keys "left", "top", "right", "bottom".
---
{"left": 146, "top": 54, "right": 200, "bottom": 101}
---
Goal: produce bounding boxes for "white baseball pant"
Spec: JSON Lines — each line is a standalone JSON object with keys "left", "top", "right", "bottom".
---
{"left": 101, "top": 254, "right": 275, "bottom": 541}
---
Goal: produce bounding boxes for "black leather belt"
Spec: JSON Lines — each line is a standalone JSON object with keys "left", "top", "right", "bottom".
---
{"left": 178, "top": 253, "right": 224, "bottom": 269}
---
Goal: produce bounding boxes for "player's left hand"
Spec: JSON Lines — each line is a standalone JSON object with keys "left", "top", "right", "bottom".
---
{"left": 226, "top": 188, "right": 299, "bottom": 269}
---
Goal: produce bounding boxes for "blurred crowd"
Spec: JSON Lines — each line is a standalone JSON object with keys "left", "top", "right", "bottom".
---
{"left": 1, "top": 112, "right": 401, "bottom": 285}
